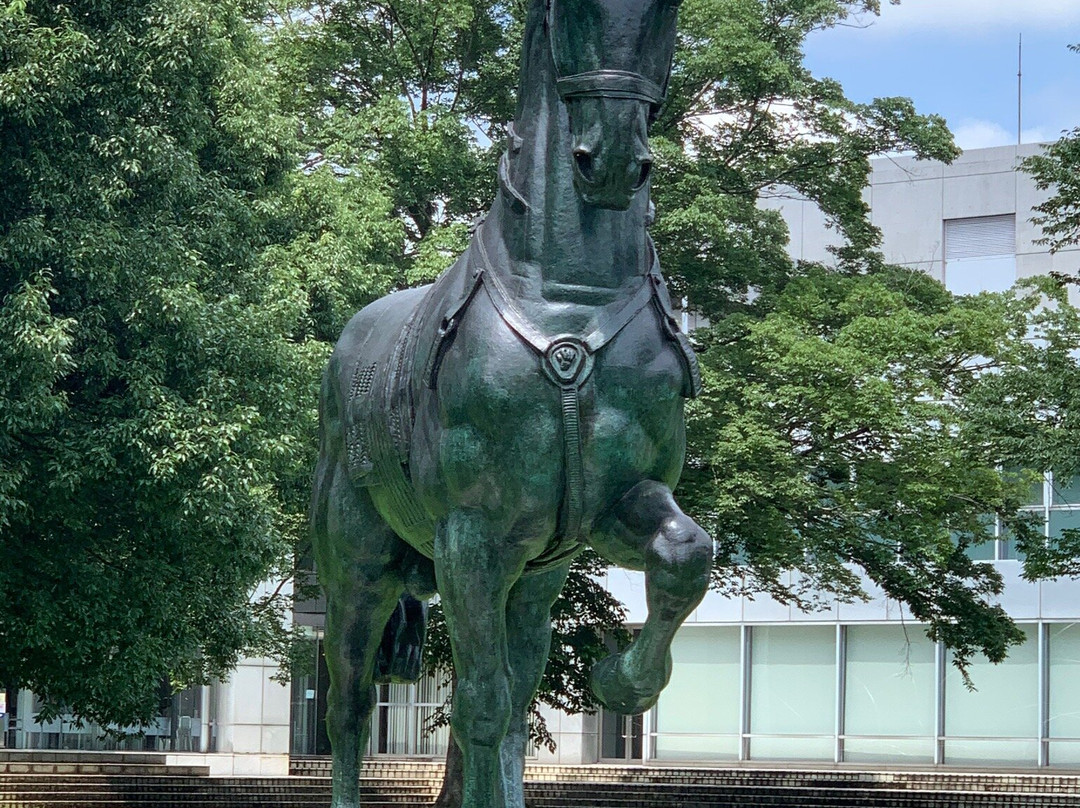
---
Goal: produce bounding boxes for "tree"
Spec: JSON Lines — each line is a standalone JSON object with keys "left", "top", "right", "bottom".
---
{"left": 0, "top": 0, "right": 399, "bottom": 726}
{"left": 655, "top": 0, "right": 1048, "bottom": 671}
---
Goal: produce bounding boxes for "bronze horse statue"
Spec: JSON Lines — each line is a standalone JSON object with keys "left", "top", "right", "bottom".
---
{"left": 311, "top": 0, "right": 711, "bottom": 805}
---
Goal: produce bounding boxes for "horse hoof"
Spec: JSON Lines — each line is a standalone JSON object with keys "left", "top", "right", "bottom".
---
{"left": 590, "top": 654, "right": 662, "bottom": 716}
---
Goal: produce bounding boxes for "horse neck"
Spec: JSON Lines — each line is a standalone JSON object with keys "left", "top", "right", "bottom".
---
{"left": 481, "top": 1, "right": 651, "bottom": 303}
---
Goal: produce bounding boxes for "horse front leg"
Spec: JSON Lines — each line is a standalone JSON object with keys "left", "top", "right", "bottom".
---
{"left": 590, "top": 480, "right": 712, "bottom": 715}
{"left": 499, "top": 563, "right": 570, "bottom": 808}
{"left": 435, "top": 510, "right": 531, "bottom": 808}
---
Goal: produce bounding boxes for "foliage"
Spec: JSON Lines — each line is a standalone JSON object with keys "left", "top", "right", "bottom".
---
{"left": 0, "top": 0, "right": 397, "bottom": 725}
{"left": 264, "top": 0, "right": 1080, "bottom": 722}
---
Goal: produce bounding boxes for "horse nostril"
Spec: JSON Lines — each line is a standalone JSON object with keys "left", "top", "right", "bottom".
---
{"left": 634, "top": 160, "right": 653, "bottom": 189}
{"left": 574, "top": 149, "right": 595, "bottom": 182}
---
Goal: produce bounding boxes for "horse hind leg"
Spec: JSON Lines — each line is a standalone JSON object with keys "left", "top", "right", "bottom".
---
{"left": 590, "top": 480, "right": 712, "bottom": 715}
{"left": 313, "top": 455, "right": 406, "bottom": 808}
{"left": 374, "top": 594, "right": 428, "bottom": 685}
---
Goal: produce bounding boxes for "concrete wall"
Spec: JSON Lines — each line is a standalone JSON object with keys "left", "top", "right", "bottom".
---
{"left": 604, "top": 562, "right": 1068, "bottom": 629}
{"left": 771, "top": 144, "right": 1080, "bottom": 304}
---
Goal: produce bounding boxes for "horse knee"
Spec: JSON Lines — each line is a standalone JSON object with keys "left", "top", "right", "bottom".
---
{"left": 649, "top": 516, "right": 712, "bottom": 584}
{"left": 452, "top": 676, "right": 512, "bottom": 749}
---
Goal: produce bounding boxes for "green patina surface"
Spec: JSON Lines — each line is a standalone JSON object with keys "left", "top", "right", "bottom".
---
{"left": 311, "top": 2, "right": 711, "bottom": 806}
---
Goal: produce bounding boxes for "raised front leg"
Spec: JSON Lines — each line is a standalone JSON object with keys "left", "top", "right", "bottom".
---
{"left": 435, "top": 510, "right": 532, "bottom": 808}
{"left": 499, "top": 563, "right": 571, "bottom": 808}
{"left": 590, "top": 481, "right": 712, "bottom": 715}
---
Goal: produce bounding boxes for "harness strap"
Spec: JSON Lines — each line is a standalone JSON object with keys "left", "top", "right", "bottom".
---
{"left": 555, "top": 70, "right": 666, "bottom": 106}
{"left": 423, "top": 266, "right": 485, "bottom": 389}
{"left": 423, "top": 229, "right": 700, "bottom": 549}
{"left": 477, "top": 235, "right": 659, "bottom": 542}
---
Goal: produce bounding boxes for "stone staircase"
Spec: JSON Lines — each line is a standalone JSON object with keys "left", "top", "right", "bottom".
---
{"left": 291, "top": 759, "right": 1080, "bottom": 807}
{"left": 3, "top": 754, "right": 1080, "bottom": 806}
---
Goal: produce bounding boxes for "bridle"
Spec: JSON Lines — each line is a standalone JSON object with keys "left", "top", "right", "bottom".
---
{"left": 545, "top": 0, "right": 676, "bottom": 119}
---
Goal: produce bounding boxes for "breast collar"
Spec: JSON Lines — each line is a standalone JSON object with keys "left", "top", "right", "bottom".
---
{"left": 424, "top": 226, "right": 699, "bottom": 562}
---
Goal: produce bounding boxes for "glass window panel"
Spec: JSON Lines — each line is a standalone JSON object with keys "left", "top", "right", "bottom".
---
{"left": 1049, "top": 741, "right": 1080, "bottom": 767}
{"left": 944, "top": 739, "right": 1039, "bottom": 766}
{"left": 957, "top": 514, "right": 997, "bottom": 561}
{"left": 844, "top": 737, "right": 934, "bottom": 764}
{"left": 751, "top": 737, "right": 834, "bottom": 760}
{"left": 944, "top": 256, "right": 1016, "bottom": 296}
{"left": 1049, "top": 623, "right": 1080, "bottom": 740}
{"left": 964, "top": 538, "right": 996, "bottom": 561}
{"left": 1049, "top": 509, "right": 1080, "bottom": 541}
{"left": 1003, "top": 468, "right": 1044, "bottom": 507}
{"left": 945, "top": 624, "right": 1038, "bottom": 742}
{"left": 999, "top": 525, "right": 1027, "bottom": 562}
{"left": 654, "top": 627, "right": 741, "bottom": 761}
{"left": 750, "top": 625, "right": 835, "bottom": 760}
{"left": 1052, "top": 474, "right": 1080, "bottom": 507}
{"left": 845, "top": 625, "right": 936, "bottom": 738}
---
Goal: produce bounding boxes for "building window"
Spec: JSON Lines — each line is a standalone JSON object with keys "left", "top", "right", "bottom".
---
{"left": 943, "top": 214, "right": 1016, "bottom": 295}
{"left": 749, "top": 625, "right": 836, "bottom": 760}
{"left": 943, "top": 623, "right": 1039, "bottom": 765}
{"left": 843, "top": 625, "right": 936, "bottom": 763}
{"left": 1048, "top": 623, "right": 1080, "bottom": 766}
{"left": 965, "top": 472, "right": 1080, "bottom": 563}
{"left": 652, "top": 626, "right": 741, "bottom": 761}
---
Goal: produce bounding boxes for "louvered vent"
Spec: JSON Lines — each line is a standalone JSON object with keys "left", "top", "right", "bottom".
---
{"left": 945, "top": 214, "right": 1016, "bottom": 260}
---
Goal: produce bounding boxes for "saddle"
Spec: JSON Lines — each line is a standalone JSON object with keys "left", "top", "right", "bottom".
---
{"left": 343, "top": 229, "right": 701, "bottom": 564}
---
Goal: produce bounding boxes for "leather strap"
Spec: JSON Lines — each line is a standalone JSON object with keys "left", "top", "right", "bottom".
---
{"left": 545, "top": 0, "right": 669, "bottom": 114}
{"left": 424, "top": 228, "right": 700, "bottom": 550}
{"left": 475, "top": 232, "right": 660, "bottom": 544}
{"left": 423, "top": 266, "right": 485, "bottom": 389}
{"left": 556, "top": 70, "right": 665, "bottom": 106}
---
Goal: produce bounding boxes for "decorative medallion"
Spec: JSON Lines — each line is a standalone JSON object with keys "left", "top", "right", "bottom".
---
{"left": 543, "top": 337, "right": 594, "bottom": 387}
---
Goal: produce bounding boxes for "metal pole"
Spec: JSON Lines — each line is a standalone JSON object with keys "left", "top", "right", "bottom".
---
{"left": 1018, "top": 33, "right": 1023, "bottom": 145}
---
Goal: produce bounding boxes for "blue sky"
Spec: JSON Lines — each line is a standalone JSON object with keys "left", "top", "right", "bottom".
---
{"left": 803, "top": 0, "right": 1080, "bottom": 149}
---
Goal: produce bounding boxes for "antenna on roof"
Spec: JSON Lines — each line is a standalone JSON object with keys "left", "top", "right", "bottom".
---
{"left": 1017, "top": 33, "right": 1023, "bottom": 145}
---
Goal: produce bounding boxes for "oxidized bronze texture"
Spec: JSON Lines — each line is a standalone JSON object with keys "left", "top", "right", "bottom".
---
{"left": 311, "top": 1, "right": 711, "bottom": 805}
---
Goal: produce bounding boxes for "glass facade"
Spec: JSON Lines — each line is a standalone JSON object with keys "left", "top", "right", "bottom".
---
{"left": 749, "top": 626, "right": 836, "bottom": 760}
{"left": 943, "top": 624, "right": 1039, "bottom": 765}
{"left": 595, "top": 621, "right": 1080, "bottom": 767}
{"left": 844, "top": 625, "right": 936, "bottom": 763}
{"left": 288, "top": 627, "right": 451, "bottom": 758}
{"left": 652, "top": 627, "right": 740, "bottom": 761}
{"left": 1048, "top": 623, "right": 1080, "bottom": 766}
{"left": 965, "top": 472, "right": 1080, "bottom": 562}
{"left": 5, "top": 684, "right": 211, "bottom": 752}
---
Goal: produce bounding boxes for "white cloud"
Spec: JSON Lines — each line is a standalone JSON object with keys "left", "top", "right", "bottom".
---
{"left": 951, "top": 118, "right": 1050, "bottom": 149}
{"left": 849, "top": 0, "right": 1080, "bottom": 34}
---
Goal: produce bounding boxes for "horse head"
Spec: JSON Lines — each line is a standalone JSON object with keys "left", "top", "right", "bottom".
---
{"left": 547, "top": 0, "right": 680, "bottom": 210}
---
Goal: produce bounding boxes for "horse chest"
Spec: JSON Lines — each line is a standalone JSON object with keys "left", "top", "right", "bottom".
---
{"left": 418, "top": 302, "right": 687, "bottom": 532}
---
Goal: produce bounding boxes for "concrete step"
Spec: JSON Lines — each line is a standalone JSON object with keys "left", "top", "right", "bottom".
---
{"left": 291, "top": 758, "right": 1080, "bottom": 796}
{"left": 0, "top": 763, "right": 211, "bottom": 777}
{"left": 522, "top": 782, "right": 1080, "bottom": 807}
{"left": 0, "top": 753, "right": 170, "bottom": 766}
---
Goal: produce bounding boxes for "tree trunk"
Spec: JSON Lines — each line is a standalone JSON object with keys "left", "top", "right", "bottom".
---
{"left": 433, "top": 733, "right": 464, "bottom": 808}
